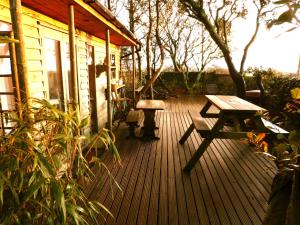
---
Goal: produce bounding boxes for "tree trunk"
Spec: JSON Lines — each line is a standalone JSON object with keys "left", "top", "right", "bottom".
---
{"left": 137, "top": 49, "right": 142, "bottom": 81}
{"left": 179, "top": 0, "right": 246, "bottom": 98}
{"left": 146, "top": 0, "right": 153, "bottom": 98}
{"left": 263, "top": 171, "right": 293, "bottom": 225}
{"left": 240, "top": 7, "right": 262, "bottom": 74}
{"left": 199, "top": 10, "right": 246, "bottom": 98}
{"left": 137, "top": 0, "right": 164, "bottom": 100}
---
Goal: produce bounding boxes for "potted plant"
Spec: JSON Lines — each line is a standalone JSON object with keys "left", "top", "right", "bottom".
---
{"left": 248, "top": 88, "right": 300, "bottom": 225}
{"left": 0, "top": 99, "right": 120, "bottom": 224}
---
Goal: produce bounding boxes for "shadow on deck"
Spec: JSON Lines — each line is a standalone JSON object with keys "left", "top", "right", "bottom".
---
{"left": 86, "top": 96, "right": 276, "bottom": 225}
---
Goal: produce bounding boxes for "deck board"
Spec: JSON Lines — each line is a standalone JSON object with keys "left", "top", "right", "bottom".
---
{"left": 86, "top": 96, "right": 276, "bottom": 225}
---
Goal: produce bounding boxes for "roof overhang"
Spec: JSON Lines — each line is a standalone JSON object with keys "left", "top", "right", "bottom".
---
{"left": 21, "top": 0, "right": 140, "bottom": 46}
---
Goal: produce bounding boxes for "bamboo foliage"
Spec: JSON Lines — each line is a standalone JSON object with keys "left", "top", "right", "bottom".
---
{"left": 0, "top": 99, "right": 120, "bottom": 224}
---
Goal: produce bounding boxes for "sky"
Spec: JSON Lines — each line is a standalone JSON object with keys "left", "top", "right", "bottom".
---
{"left": 220, "top": 17, "right": 300, "bottom": 73}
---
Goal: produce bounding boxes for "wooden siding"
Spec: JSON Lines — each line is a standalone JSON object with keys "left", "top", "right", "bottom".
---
{"left": 86, "top": 96, "right": 276, "bottom": 225}
{"left": 0, "top": 0, "right": 121, "bottom": 128}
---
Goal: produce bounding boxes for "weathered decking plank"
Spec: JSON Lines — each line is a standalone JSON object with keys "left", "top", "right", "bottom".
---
{"left": 173, "top": 111, "right": 212, "bottom": 225}
{"left": 86, "top": 96, "right": 276, "bottom": 225}
{"left": 170, "top": 112, "right": 190, "bottom": 225}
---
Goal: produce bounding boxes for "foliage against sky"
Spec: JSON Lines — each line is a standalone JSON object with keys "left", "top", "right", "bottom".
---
{"left": 108, "top": 0, "right": 299, "bottom": 73}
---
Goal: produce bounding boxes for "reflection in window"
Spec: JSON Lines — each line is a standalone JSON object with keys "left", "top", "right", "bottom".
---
{"left": 63, "top": 43, "right": 73, "bottom": 102}
{"left": 0, "top": 21, "right": 15, "bottom": 133}
{"left": 45, "top": 38, "right": 64, "bottom": 109}
{"left": 0, "top": 36, "right": 14, "bottom": 111}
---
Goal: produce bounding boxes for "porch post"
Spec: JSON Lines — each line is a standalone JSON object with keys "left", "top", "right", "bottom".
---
{"left": 106, "top": 28, "right": 112, "bottom": 131}
{"left": 9, "top": 0, "right": 30, "bottom": 105}
{"left": 131, "top": 45, "right": 136, "bottom": 106}
{"left": 68, "top": 4, "right": 79, "bottom": 105}
{"left": 8, "top": 31, "right": 21, "bottom": 116}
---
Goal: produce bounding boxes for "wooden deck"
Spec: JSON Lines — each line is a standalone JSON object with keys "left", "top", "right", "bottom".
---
{"left": 86, "top": 96, "right": 276, "bottom": 225}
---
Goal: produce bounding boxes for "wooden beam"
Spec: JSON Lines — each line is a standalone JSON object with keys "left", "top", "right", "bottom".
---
{"left": 106, "top": 28, "right": 112, "bottom": 131}
{"left": 76, "top": 0, "right": 138, "bottom": 46}
{"left": 8, "top": 31, "right": 22, "bottom": 117}
{"left": 68, "top": 4, "right": 79, "bottom": 105}
{"left": 9, "top": 0, "right": 30, "bottom": 105}
{"left": 131, "top": 45, "right": 136, "bottom": 106}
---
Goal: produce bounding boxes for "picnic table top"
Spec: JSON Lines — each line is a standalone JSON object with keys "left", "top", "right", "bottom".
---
{"left": 136, "top": 100, "right": 165, "bottom": 110}
{"left": 205, "top": 95, "right": 266, "bottom": 113}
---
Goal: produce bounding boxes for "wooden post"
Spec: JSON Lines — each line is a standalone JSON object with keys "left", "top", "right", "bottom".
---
{"left": 106, "top": 29, "right": 112, "bottom": 131}
{"left": 8, "top": 31, "right": 21, "bottom": 116}
{"left": 68, "top": 4, "right": 79, "bottom": 106}
{"left": 131, "top": 45, "right": 136, "bottom": 106}
{"left": 9, "top": 0, "right": 30, "bottom": 105}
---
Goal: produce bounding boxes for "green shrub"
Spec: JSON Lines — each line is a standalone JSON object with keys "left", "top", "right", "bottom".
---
{"left": 0, "top": 99, "right": 119, "bottom": 225}
{"left": 246, "top": 68, "right": 300, "bottom": 114}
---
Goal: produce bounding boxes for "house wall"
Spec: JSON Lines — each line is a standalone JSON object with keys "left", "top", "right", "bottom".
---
{"left": 0, "top": 0, "right": 121, "bottom": 131}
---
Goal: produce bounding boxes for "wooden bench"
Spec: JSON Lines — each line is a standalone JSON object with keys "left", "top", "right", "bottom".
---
{"left": 179, "top": 111, "right": 211, "bottom": 144}
{"left": 135, "top": 86, "right": 144, "bottom": 94}
{"left": 126, "top": 110, "right": 143, "bottom": 138}
{"left": 261, "top": 118, "right": 289, "bottom": 135}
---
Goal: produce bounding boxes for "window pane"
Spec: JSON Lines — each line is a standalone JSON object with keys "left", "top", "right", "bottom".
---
{"left": 0, "top": 77, "right": 13, "bottom": 92}
{"left": 44, "top": 38, "right": 64, "bottom": 102}
{"left": 63, "top": 43, "right": 73, "bottom": 102}
{"left": 0, "top": 43, "right": 9, "bottom": 55}
{"left": 0, "top": 43, "right": 11, "bottom": 75}
{"left": 0, "top": 95, "right": 15, "bottom": 110}
{"left": 0, "top": 77, "right": 14, "bottom": 111}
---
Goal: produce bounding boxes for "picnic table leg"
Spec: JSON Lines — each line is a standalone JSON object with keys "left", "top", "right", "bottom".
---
{"left": 141, "top": 109, "right": 158, "bottom": 140}
{"left": 183, "top": 116, "right": 225, "bottom": 172}
{"left": 179, "top": 123, "right": 195, "bottom": 144}
{"left": 200, "top": 101, "right": 212, "bottom": 117}
{"left": 183, "top": 137, "right": 213, "bottom": 172}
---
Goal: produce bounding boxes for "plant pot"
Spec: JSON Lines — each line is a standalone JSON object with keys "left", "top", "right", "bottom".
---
{"left": 263, "top": 170, "right": 293, "bottom": 225}
{"left": 286, "top": 170, "right": 300, "bottom": 225}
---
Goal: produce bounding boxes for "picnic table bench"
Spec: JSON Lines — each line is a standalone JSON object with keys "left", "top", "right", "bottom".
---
{"left": 126, "top": 110, "right": 143, "bottom": 138}
{"left": 180, "top": 95, "right": 289, "bottom": 172}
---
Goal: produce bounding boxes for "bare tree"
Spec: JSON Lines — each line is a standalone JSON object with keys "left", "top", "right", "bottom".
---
{"left": 128, "top": 0, "right": 169, "bottom": 100}
{"left": 161, "top": 8, "right": 222, "bottom": 93}
{"left": 179, "top": 0, "right": 269, "bottom": 98}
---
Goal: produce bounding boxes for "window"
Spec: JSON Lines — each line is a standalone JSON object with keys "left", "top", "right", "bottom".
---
{"left": 44, "top": 38, "right": 64, "bottom": 110}
{"left": 0, "top": 21, "right": 15, "bottom": 134}
{"left": 62, "top": 43, "right": 74, "bottom": 102}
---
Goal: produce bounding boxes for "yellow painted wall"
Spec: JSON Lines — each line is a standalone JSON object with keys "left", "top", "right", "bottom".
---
{"left": 0, "top": 0, "right": 121, "bottom": 130}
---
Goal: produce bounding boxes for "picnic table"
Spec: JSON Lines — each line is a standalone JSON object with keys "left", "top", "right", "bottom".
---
{"left": 179, "top": 95, "right": 288, "bottom": 172}
{"left": 136, "top": 100, "right": 165, "bottom": 140}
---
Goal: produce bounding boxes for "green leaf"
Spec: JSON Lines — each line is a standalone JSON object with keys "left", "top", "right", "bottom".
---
{"left": 0, "top": 173, "right": 4, "bottom": 207}
{"left": 277, "top": 133, "right": 285, "bottom": 140}
{"left": 79, "top": 117, "right": 89, "bottom": 128}
{"left": 277, "top": 10, "right": 294, "bottom": 23}
{"left": 66, "top": 204, "right": 80, "bottom": 225}
{"left": 51, "top": 181, "right": 67, "bottom": 224}
{"left": 28, "top": 172, "right": 36, "bottom": 186}
{"left": 37, "top": 152, "right": 55, "bottom": 177}
{"left": 3, "top": 176, "right": 20, "bottom": 206}
{"left": 23, "top": 178, "right": 45, "bottom": 202}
